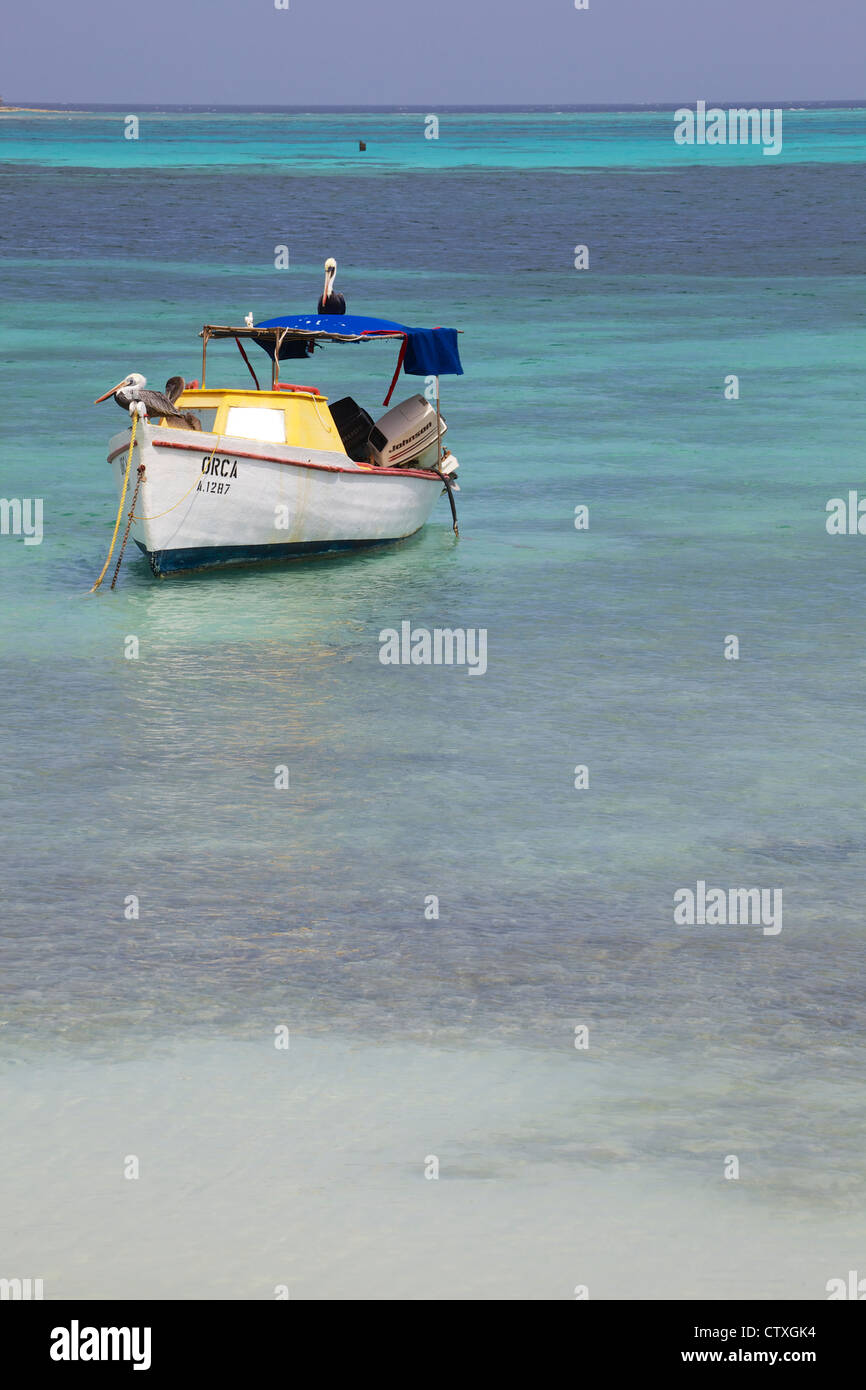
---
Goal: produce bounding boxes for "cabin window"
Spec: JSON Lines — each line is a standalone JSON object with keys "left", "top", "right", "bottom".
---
{"left": 225, "top": 406, "right": 286, "bottom": 443}
{"left": 193, "top": 408, "right": 218, "bottom": 432}
{"left": 155, "top": 406, "right": 218, "bottom": 432}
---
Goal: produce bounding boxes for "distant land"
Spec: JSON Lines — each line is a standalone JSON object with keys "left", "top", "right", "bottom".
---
{"left": 0, "top": 105, "right": 68, "bottom": 114}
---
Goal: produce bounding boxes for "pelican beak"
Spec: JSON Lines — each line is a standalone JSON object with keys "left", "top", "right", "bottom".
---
{"left": 94, "top": 379, "right": 128, "bottom": 404}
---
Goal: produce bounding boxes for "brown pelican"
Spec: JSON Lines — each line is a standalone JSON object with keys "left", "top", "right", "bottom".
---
{"left": 94, "top": 373, "right": 201, "bottom": 429}
{"left": 317, "top": 257, "right": 346, "bottom": 315}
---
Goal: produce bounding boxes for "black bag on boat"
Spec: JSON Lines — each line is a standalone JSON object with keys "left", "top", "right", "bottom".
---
{"left": 329, "top": 397, "right": 374, "bottom": 462}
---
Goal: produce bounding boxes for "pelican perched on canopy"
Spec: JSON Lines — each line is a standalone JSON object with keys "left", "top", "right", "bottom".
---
{"left": 317, "top": 257, "right": 346, "bottom": 315}
{"left": 94, "top": 373, "right": 201, "bottom": 429}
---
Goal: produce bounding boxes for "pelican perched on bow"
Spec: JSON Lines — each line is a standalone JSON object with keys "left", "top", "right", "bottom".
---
{"left": 94, "top": 373, "right": 202, "bottom": 429}
{"left": 317, "top": 257, "right": 346, "bottom": 315}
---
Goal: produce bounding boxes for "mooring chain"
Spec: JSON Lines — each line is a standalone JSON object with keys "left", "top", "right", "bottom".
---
{"left": 110, "top": 464, "right": 146, "bottom": 590}
{"left": 89, "top": 414, "right": 138, "bottom": 593}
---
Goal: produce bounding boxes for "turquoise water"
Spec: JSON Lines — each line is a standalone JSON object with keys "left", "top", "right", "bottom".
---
{"left": 1, "top": 108, "right": 865, "bottom": 1298}
{"left": 1, "top": 107, "right": 864, "bottom": 168}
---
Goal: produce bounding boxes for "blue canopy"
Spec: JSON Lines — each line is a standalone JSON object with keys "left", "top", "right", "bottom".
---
{"left": 254, "top": 313, "right": 463, "bottom": 378}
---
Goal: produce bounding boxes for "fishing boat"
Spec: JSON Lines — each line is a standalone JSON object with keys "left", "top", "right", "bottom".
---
{"left": 97, "top": 313, "right": 463, "bottom": 578}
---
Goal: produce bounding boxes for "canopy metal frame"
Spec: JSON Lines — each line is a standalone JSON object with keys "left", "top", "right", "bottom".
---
{"left": 200, "top": 323, "right": 416, "bottom": 390}
{"left": 199, "top": 321, "right": 463, "bottom": 392}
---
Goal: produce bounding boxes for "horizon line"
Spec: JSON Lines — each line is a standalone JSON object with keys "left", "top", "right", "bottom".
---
{"left": 3, "top": 99, "right": 866, "bottom": 112}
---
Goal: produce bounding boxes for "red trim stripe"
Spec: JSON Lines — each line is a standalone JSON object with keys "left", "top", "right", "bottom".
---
{"left": 106, "top": 436, "right": 441, "bottom": 481}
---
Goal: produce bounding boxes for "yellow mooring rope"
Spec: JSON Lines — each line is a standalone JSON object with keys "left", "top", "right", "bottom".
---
{"left": 132, "top": 435, "right": 223, "bottom": 521}
{"left": 90, "top": 415, "right": 138, "bottom": 593}
{"left": 91, "top": 425, "right": 225, "bottom": 591}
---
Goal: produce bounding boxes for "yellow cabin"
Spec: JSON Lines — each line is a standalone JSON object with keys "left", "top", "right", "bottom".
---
{"left": 159, "top": 388, "right": 347, "bottom": 455}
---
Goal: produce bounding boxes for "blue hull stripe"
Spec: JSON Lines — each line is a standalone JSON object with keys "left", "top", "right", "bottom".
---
{"left": 135, "top": 534, "right": 418, "bottom": 575}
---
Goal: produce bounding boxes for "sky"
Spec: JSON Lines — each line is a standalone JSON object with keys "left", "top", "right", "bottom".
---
{"left": 2, "top": 0, "right": 864, "bottom": 107}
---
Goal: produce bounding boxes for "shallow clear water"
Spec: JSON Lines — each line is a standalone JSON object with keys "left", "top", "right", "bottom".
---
{"left": 0, "top": 108, "right": 864, "bottom": 1299}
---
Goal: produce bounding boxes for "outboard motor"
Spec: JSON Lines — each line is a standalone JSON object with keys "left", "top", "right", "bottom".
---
{"left": 368, "top": 394, "right": 447, "bottom": 470}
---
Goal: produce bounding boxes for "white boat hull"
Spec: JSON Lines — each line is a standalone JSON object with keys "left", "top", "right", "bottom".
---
{"left": 107, "top": 423, "right": 445, "bottom": 576}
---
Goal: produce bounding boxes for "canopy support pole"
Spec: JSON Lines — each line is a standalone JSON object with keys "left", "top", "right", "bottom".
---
{"left": 201, "top": 329, "right": 209, "bottom": 389}
{"left": 435, "top": 376, "right": 442, "bottom": 465}
{"left": 273, "top": 329, "right": 288, "bottom": 388}
{"left": 435, "top": 375, "right": 458, "bottom": 537}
